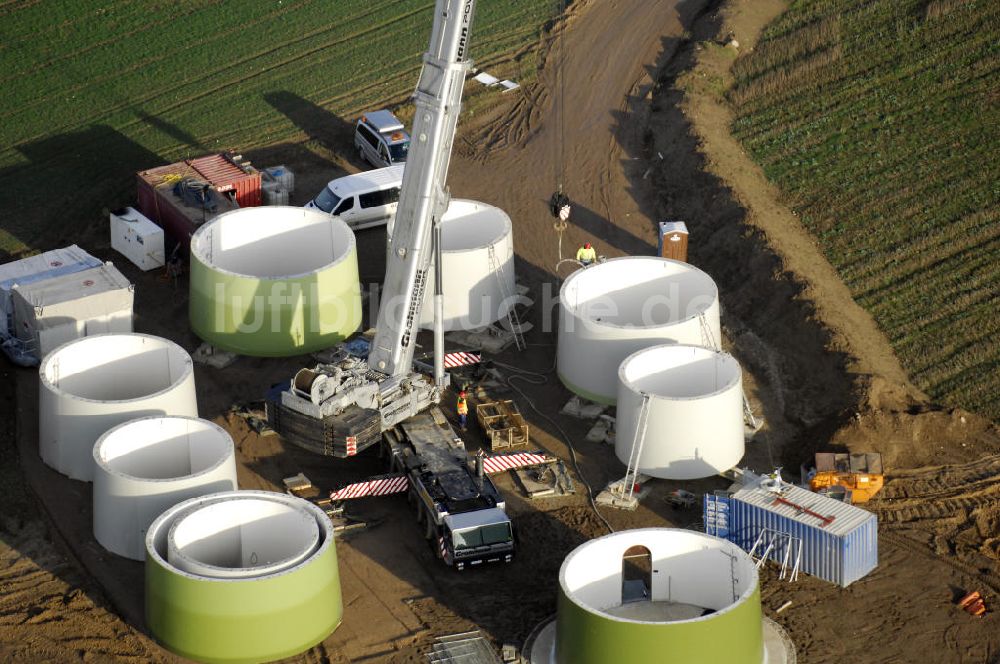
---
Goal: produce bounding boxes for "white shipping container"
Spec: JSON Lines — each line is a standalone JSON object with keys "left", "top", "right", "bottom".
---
{"left": 0, "top": 245, "right": 102, "bottom": 328}
{"left": 110, "top": 207, "right": 165, "bottom": 271}
{"left": 11, "top": 263, "right": 134, "bottom": 359}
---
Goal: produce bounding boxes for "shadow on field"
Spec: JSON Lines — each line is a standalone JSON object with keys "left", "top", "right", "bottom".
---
{"left": 608, "top": 9, "right": 858, "bottom": 470}
{"left": 264, "top": 91, "right": 365, "bottom": 170}
{"left": 564, "top": 200, "right": 654, "bottom": 258}
{"left": 0, "top": 126, "right": 164, "bottom": 260}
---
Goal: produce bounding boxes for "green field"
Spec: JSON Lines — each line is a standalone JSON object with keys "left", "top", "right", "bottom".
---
{"left": 0, "top": 0, "right": 554, "bottom": 255}
{"left": 729, "top": 0, "right": 1000, "bottom": 419}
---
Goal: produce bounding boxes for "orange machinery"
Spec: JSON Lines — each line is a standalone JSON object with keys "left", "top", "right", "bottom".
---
{"left": 809, "top": 452, "right": 884, "bottom": 504}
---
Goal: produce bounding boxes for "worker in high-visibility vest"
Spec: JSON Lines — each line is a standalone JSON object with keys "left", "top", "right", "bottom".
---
{"left": 576, "top": 242, "right": 597, "bottom": 266}
{"left": 456, "top": 390, "right": 469, "bottom": 430}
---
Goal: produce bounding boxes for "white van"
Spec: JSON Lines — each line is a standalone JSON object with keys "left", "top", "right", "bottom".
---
{"left": 305, "top": 164, "right": 404, "bottom": 230}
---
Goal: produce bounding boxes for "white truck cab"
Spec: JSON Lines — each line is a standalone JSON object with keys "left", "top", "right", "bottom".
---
{"left": 355, "top": 110, "right": 410, "bottom": 168}
{"left": 442, "top": 508, "right": 515, "bottom": 570}
{"left": 305, "top": 164, "right": 404, "bottom": 230}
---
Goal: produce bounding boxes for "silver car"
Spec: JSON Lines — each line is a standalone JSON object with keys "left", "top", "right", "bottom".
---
{"left": 354, "top": 110, "right": 410, "bottom": 168}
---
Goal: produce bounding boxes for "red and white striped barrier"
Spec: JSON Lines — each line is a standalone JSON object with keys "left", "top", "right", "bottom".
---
{"left": 443, "top": 351, "right": 481, "bottom": 368}
{"left": 438, "top": 535, "right": 451, "bottom": 564}
{"left": 345, "top": 436, "right": 358, "bottom": 456}
{"left": 482, "top": 451, "right": 551, "bottom": 475}
{"left": 328, "top": 452, "right": 552, "bottom": 501}
{"left": 329, "top": 474, "right": 408, "bottom": 500}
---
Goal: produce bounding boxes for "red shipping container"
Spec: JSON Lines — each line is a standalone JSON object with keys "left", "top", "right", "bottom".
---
{"left": 136, "top": 153, "right": 261, "bottom": 247}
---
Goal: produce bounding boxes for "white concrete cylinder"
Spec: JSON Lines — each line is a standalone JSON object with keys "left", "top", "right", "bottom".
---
{"left": 39, "top": 334, "right": 198, "bottom": 481}
{"left": 167, "top": 494, "right": 321, "bottom": 579}
{"left": 389, "top": 199, "right": 515, "bottom": 330}
{"left": 557, "top": 257, "right": 721, "bottom": 404}
{"left": 617, "top": 345, "right": 744, "bottom": 479}
{"left": 92, "top": 416, "right": 238, "bottom": 560}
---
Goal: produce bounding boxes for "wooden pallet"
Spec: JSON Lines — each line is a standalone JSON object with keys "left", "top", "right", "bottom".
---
{"left": 475, "top": 400, "right": 529, "bottom": 451}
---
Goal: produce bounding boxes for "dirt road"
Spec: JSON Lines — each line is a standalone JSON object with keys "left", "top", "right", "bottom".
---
{"left": 453, "top": 0, "right": 689, "bottom": 272}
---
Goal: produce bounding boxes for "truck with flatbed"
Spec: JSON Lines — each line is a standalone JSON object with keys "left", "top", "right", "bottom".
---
{"left": 387, "top": 408, "right": 513, "bottom": 569}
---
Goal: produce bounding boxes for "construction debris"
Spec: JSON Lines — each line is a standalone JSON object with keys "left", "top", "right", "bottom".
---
{"left": 282, "top": 473, "right": 317, "bottom": 498}
{"left": 192, "top": 341, "right": 239, "bottom": 368}
{"left": 560, "top": 395, "right": 606, "bottom": 419}
{"left": 665, "top": 489, "right": 697, "bottom": 509}
{"left": 958, "top": 591, "right": 987, "bottom": 617}
{"left": 513, "top": 459, "right": 575, "bottom": 499}
{"left": 585, "top": 415, "right": 615, "bottom": 443}
{"left": 428, "top": 630, "right": 502, "bottom": 664}
{"left": 229, "top": 402, "right": 275, "bottom": 436}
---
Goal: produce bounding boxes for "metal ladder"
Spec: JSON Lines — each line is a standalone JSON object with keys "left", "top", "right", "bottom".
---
{"left": 487, "top": 244, "right": 525, "bottom": 351}
{"left": 698, "top": 312, "right": 720, "bottom": 351}
{"left": 623, "top": 394, "right": 652, "bottom": 501}
{"left": 400, "top": 268, "right": 427, "bottom": 348}
{"left": 698, "top": 312, "right": 759, "bottom": 429}
{"left": 743, "top": 391, "right": 760, "bottom": 430}
{"left": 748, "top": 528, "right": 801, "bottom": 582}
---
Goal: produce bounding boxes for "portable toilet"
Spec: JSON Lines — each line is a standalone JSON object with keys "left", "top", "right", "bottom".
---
{"left": 657, "top": 221, "right": 688, "bottom": 262}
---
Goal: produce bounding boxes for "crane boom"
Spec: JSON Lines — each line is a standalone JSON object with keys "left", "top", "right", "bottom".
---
{"left": 268, "top": 0, "right": 482, "bottom": 450}
{"left": 367, "top": 0, "right": 477, "bottom": 378}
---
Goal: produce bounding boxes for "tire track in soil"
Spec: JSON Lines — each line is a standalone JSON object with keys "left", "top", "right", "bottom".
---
{"left": 0, "top": 521, "right": 168, "bottom": 662}
{"left": 875, "top": 453, "right": 1000, "bottom": 521}
{"left": 880, "top": 531, "right": 1000, "bottom": 598}
{"left": 878, "top": 454, "right": 1000, "bottom": 500}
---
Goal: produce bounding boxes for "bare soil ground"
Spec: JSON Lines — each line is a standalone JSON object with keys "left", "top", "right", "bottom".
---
{"left": 2, "top": 0, "right": 999, "bottom": 662}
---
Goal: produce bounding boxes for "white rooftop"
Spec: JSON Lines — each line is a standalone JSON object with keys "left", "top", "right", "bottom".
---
{"left": 732, "top": 471, "right": 876, "bottom": 537}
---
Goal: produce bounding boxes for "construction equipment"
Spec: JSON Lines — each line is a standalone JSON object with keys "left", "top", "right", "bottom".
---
{"left": 269, "top": 0, "right": 478, "bottom": 452}
{"left": 665, "top": 489, "right": 697, "bottom": 509}
{"left": 475, "top": 400, "right": 529, "bottom": 451}
{"left": 267, "top": 0, "right": 514, "bottom": 568}
{"left": 386, "top": 409, "right": 513, "bottom": 570}
{"left": 809, "top": 452, "right": 884, "bottom": 504}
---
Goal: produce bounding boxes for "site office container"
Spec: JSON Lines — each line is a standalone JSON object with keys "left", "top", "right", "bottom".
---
{"left": 705, "top": 475, "right": 878, "bottom": 588}
{"left": 136, "top": 153, "right": 262, "bottom": 248}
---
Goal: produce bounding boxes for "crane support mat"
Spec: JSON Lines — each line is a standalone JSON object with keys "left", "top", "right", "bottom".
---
{"left": 266, "top": 398, "right": 380, "bottom": 457}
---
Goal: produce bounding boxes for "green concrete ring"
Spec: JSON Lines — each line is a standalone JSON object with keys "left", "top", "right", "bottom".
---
{"left": 145, "top": 490, "right": 342, "bottom": 663}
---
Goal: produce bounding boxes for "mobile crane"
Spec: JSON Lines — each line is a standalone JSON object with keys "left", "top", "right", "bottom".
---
{"left": 266, "top": 0, "right": 515, "bottom": 568}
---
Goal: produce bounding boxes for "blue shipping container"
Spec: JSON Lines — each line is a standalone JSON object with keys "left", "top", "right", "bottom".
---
{"left": 714, "top": 474, "right": 878, "bottom": 587}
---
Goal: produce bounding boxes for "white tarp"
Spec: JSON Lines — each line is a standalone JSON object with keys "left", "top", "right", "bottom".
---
{"left": 11, "top": 263, "right": 134, "bottom": 360}
{"left": 0, "top": 245, "right": 102, "bottom": 328}
{"left": 473, "top": 71, "right": 500, "bottom": 86}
